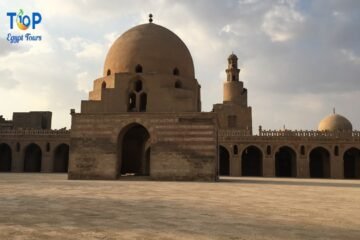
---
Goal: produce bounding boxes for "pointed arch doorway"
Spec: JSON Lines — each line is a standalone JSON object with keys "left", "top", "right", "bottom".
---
{"left": 118, "top": 123, "right": 150, "bottom": 176}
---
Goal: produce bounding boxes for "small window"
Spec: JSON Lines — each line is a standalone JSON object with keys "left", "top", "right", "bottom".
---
{"left": 300, "top": 145, "right": 305, "bottom": 155}
{"left": 232, "top": 75, "right": 235, "bottom": 81}
{"left": 175, "top": 80, "right": 182, "bottom": 89}
{"left": 101, "top": 81, "right": 106, "bottom": 89}
{"left": 173, "top": 68, "right": 179, "bottom": 76}
{"left": 228, "top": 115, "right": 237, "bottom": 128}
{"left": 107, "top": 69, "right": 111, "bottom": 76}
{"left": 334, "top": 146, "right": 339, "bottom": 156}
{"left": 127, "top": 92, "right": 136, "bottom": 112}
{"left": 46, "top": 143, "right": 50, "bottom": 152}
{"left": 233, "top": 145, "right": 238, "bottom": 155}
{"left": 16, "top": 143, "right": 20, "bottom": 152}
{"left": 135, "top": 64, "right": 143, "bottom": 73}
{"left": 134, "top": 80, "right": 143, "bottom": 92}
{"left": 266, "top": 145, "right": 271, "bottom": 155}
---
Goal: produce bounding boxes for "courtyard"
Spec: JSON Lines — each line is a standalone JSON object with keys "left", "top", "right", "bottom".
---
{"left": 0, "top": 174, "right": 359, "bottom": 240}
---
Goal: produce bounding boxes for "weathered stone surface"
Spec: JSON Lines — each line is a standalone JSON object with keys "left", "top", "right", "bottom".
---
{"left": 1, "top": 174, "right": 360, "bottom": 240}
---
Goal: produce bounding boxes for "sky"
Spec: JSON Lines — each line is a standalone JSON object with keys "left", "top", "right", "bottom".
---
{"left": 0, "top": 0, "right": 359, "bottom": 132}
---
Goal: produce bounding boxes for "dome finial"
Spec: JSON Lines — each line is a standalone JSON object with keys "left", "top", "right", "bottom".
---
{"left": 149, "top": 13, "right": 153, "bottom": 23}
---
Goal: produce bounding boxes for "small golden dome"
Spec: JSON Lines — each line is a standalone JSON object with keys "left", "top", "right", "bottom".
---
{"left": 318, "top": 113, "right": 353, "bottom": 131}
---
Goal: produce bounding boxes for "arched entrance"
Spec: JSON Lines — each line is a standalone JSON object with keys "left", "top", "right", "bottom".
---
{"left": 242, "top": 146, "right": 262, "bottom": 176}
{"left": 309, "top": 147, "right": 330, "bottom": 178}
{"left": 343, "top": 148, "right": 360, "bottom": 179}
{"left": 53, "top": 144, "right": 69, "bottom": 173}
{"left": 24, "top": 144, "right": 42, "bottom": 172}
{"left": 118, "top": 124, "right": 150, "bottom": 176}
{"left": 275, "top": 146, "right": 297, "bottom": 177}
{"left": 219, "top": 145, "right": 230, "bottom": 176}
{"left": 0, "top": 143, "right": 12, "bottom": 172}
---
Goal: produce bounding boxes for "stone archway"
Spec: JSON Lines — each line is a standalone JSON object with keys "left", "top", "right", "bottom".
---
{"left": 219, "top": 145, "right": 230, "bottom": 176}
{"left": 53, "top": 144, "right": 69, "bottom": 173}
{"left": 343, "top": 148, "right": 360, "bottom": 179}
{"left": 242, "top": 146, "right": 263, "bottom": 176}
{"left": 118, "top": 123, "right": 150, "bottom": 176}
{"left": 309, "top": 147, "right": 330, "bottom": 178}
{"left": 0, "top": 143, "right": 12, "bottom": 172}
{"left": 275, "top": 146, "right": 297, "bottom": 177}
{"left": 24, "top": 144, "right": 42, "bottom": 172}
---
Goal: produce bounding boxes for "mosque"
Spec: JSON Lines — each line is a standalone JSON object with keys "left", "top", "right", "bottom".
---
{"left": 0, "top": 16, "right": 359, "bottom": 180}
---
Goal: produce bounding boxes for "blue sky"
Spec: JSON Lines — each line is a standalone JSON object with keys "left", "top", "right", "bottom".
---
{"left": 0, "top": 0, "right": 359, "bottom": 132}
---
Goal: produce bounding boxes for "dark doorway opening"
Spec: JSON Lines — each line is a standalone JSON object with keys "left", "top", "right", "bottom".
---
{"left": 0, "top": 143, "right": 12, "bottom": 172}
{"left": 24, "top": 144, "right": 42, "bottom": 172}
{"left": 140, "top": 93, "right": 147, "bottom": 112}
{"left": 54, "top": 144, "right": 69, "bottom": 173}
{"left": 309, "top": 147, "right": 330, "bottom": 178}
{"left": 275, "top": 146, "right": 297, "bottom": 177}
{"left": 242, "top": 146, "right": 262, "bottom": 176}
{"left": 219, "top": 146, "right": 230, "bottom": 176}
{"left": 344, "top": 148, "right": 360, "bottom": 179}
{"left": 119, "top": 124, "right": 150, "bottom": 176}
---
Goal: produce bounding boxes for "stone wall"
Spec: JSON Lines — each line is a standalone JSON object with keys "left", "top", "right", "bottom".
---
{"left": 69, "top": 112, "right": 218, "bottom": 181}
{"left": 0, "top": 129, "right": 70, "bottom": 172}
{"left": 219, "top": 129, "right": 360, "bottom": 179}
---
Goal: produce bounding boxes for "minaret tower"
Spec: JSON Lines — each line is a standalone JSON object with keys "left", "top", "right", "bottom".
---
{"left": 226, "top": 53, "right": 240, "bottom": 81}
{"left": 213, "top": 53, "right": 252, "bottom": 132}
{"left": 223, "top": 54, "right": 247, "bottom": 106}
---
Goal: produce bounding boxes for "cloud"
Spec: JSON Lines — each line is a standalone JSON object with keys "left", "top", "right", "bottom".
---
{"left": 0, "top": 69, "right": 19, "bottom": 89}
{"left": 262, "top": 0, "right": 305, "bottom": 42}
{"left": 0, "top": 38, "right": 24, "bottom": 56}
{"left": 76, "top": 71, "right": 92, "bottom": 93}
{"left": 341, "top": 49, "right": 360, "bottom": 65}
{"left": 58, "top": 37, "right": 104, "bottom": 59}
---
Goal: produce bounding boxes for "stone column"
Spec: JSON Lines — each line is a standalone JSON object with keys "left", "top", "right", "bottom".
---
{"left": 230, "top": 155, "right": 241, "bottom": 176}
{"left": 297, "top": 156, "right": 309, "bottom": 178}
{"left": 331, "top": 156, "right": 343, "bottom": 179}
{"left": 42, "top": 151, "right": 53, "bottom": 172}
{"left": 263, "top": 156, "right": 275, "bottom": 177}
{"left": 12, "top": 150, "right": 24, "bottom": 172}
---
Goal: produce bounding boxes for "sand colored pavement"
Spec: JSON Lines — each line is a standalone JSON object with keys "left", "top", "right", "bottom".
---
{"left": 0, "top": 174, "right": 359, "bottom": 240}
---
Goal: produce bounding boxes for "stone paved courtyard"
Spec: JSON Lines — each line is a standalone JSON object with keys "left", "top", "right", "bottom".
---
{"left": 0, "top": 174, "right": 359, "bottom": 240}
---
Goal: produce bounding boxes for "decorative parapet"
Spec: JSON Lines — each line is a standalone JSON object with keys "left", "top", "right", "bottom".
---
{"left": 218, "top": 129, "right": 252, "bottom": 137}
{"left": 0, "top": 129, "right": 70, "bottom": 136}
{"left": 218, "top": 128, "right": 360, "bottom": 143}
{"left": 258, "top": 129, "right": 360, "bottom": 138}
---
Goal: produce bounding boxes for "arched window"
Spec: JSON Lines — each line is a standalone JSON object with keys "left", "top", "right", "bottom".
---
{"left": 266, "top": 145, "right": 271, "bottom": 155}
{"left": 46, "top": 143, "right": 50, "bottom": 152}
{"left": 101, "top": 81, "right": 106, "bottom": 89}
{"left": 175, "top": 80, "right": 182, "bottom": 89}
{"left": 300, "top": 145, "right": 305, "bottom": 155}
{"left": 334, "top": 146, "right": 339, "bottom": 156}
{"left": 127, "top": 92, "right": 136, "bottom": 112}
{"left": 135, "top": 64, "right": 143, "bottom": 73}
{"left": 233, "top": 145, "right": 238, "bottom": 155}
{"left": 135, "top": 80, "right": 143, "bottom": 92}
{"left": 107, "top": 69, "right": 111, "bottom": 76}
{"left": 16, "top": 143, "right": 20, "bottom": 152}
{"left": 140, "top": 93, "right": 147, "bottom": 112}
{"left": 173, "top": 68, "right": 179, "bottom": 76}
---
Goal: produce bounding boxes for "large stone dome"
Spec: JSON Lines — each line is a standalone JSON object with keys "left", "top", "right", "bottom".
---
{"left": 103, "top": 23, "right": 195, "bottom": 78}
{"left": 318, "top": 113, "right": 353, "bottom": 131}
